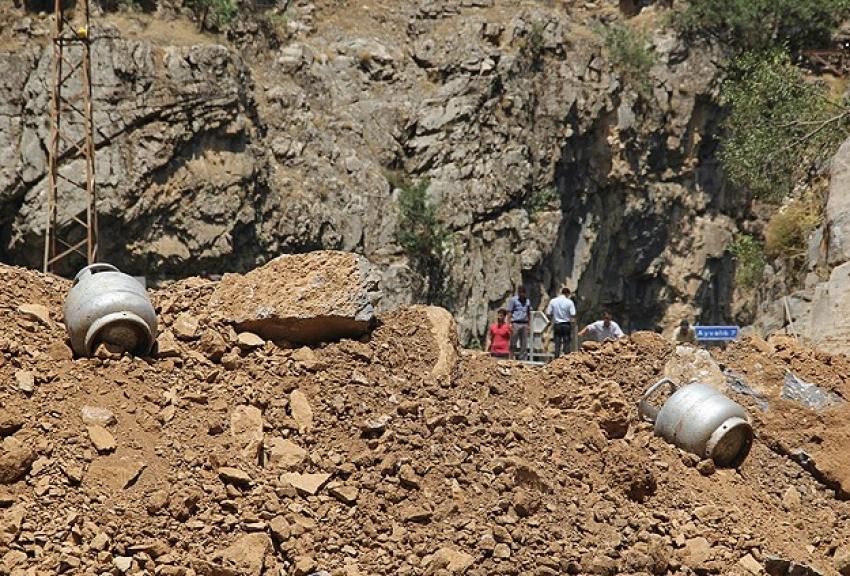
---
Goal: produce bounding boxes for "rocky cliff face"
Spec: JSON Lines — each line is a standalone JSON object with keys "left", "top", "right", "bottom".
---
{"left": 753, "top": 137, "right": 850, "bottom": 354}
{"left": 0, "top": 1, "right": 747, "bottom": 343}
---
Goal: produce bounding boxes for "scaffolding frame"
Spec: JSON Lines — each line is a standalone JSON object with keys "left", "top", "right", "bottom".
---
{"left": 43, "top": 0, "right": 98, "bottom": 273}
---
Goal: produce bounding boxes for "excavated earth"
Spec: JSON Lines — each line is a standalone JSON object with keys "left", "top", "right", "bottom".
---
{"left": 0, "top": 259, "right": 849, "bottom": 576}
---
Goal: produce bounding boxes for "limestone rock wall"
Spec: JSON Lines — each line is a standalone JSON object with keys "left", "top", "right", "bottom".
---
{"left": 0, "top": 2, "right": 747, "bottom": 344}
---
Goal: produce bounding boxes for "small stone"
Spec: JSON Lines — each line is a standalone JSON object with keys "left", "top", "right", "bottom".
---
{"left": 3, "top": 549, "right": 27, "bottom": 568}
{"left": 173, "top": 313, "right": 200, "bottom": 340}
{"left": 87, "top": 425, "right": 116, "bottom": 453}
{"left": 80, "top": 406, "right": 116, "bottom": 427}
{"left": 494, "top": 543, "right": 511, "bottom": 559}
{"left": 113, "top": 556, "right": 133, "bottom": 572}
{"left": 696, "top": 459, "right": 715, "bottom": 476}
{"left": 398, "top": 464, "right": 421, "bottom": 489}
{"left": 269, "top": 515, "right": 291, "bottom": 544}
{"left": 91, "top": 532, "right": 110, "bottom": 551}
{"left": 428, "top": 547, "right": 474, "bottom": 573}
{"left": 231, "top": 405, "right": 264, "bottom": 463}
{"left": 14, "top": 371, "right": 34, "bottom": 394}
{"left": 267, "top": 438, "right": 307, "bottom": 469}
{"left": 18, "top": 303, "right": 50, "bottom": 325}
{"left": 290, "top": 390, "right": 313, "bottom": 434}
{"left": 738, "top": 553, "right": 763, "bottom": 575}
{"left": 280, "top": 472, "right": 331, "bottom": 496}
{"left": 835, "top": 545, "right": 850, "bottom": 576}
{"left": 360, "top": 415, "right": 390, "bottom": 437}
{"left": 237, "top": 332, "right": 265, "bottom": 349}
{"left": 782, "top": 486, "right": 801, "bottom": 511}
{"left": 293, "top": 555, "right": 317, "bottom": 576}
{"left": 402, "top": 506, "right": 432, "bottom": 523}
{"left": 218, "top": 467, "right": 252, "bottom": 487}
{"left": 62, "top": 464, "right": 84, "bottom": 485}
{"left": 0, "top": 411, "right": 24, "bottom": 437}
{"left": 0, "top": 447, "right": 36, "bottom": 484}
{"left": 292, "top": 347, "right": 319, "bottom": 371}
{"left": 328, "top": 484, "right": 359, "bottom": 504}
{"left": 681, "top": 537, "right": 712, "bottom": 566}
{"left": 156, "top": 331, "right": 180, "bottom": 358}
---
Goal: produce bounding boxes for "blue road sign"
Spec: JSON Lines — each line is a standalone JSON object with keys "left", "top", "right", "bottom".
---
{"left": 695, "top": 326, "right": 740, "bottom": 342}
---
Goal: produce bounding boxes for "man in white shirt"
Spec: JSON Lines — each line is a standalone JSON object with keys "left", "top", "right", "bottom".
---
{"left": 546, "top": 287, "right": 576, "bottom": 358}
{"left": 579, "top": 311, "right": 625, "bottom": 342}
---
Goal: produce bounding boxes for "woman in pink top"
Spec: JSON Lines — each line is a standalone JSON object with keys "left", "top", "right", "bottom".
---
{"left": 486, "top": 309, "right": 512, "bottom": 358}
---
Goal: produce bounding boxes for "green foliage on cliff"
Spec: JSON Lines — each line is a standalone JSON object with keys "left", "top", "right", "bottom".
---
{"left": 728, "top": 234, "right": 766, "bottom": 289}
{"left": 719, "top": 49, "right": 850, "bottom": 201}
{"left": 598, "top": 23, "right": 656, "bottom": 95}
{"left": 190, "top": 0, "right": 238, "bottom": 31}
{"left": 394, "top": 180, "right": 453, "bottom": 306}
{"left": 674, "top": 0, "right": 850, "bottom": 54}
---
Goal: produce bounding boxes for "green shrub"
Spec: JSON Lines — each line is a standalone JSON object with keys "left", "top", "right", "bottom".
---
{"left": 719, "top": 49, "right": 850, "bottom": 202}
{"left": 673, "top": 0, "right": 850, "bottom": 54}
{"left": 191, "top": 0, "right": 238, "bottom": 31}
{"left": 764, "top": 196, "right": 822, "bottom": 259}
{"left": 394, "top": 180, "right": 453, "bottom": 306}
{"left": 728, "top": 234, "right": 766, "bottom": 289}
{"left": 526, "top": 187, "right": 558, "bottom": 214}
{"left": 598, "top": 23, "right": 656, "bottom": 96}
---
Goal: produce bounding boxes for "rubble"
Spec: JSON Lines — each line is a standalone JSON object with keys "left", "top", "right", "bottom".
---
{"left": 0, "top": 263, "right": 846, "bottom": 575}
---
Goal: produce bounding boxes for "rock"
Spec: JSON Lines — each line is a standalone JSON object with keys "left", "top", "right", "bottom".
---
{"left": 17, "top": 303, "right": 50, "bottom": 325}
{"left": 782, "top": 486, "right": 801, "bottom": 511}
{"left": 230, "top": 405, "right": 264, "bottom": 463}
{"left": 328, "top": 483, "right": 359, "bottom": 504}
{"left": 218, "top": 467, "right": 253, "bottom": 487}
{"left": 212, "top": 533, "right": 271, "bottom": 576}
{"left": 0, "top": 447, "right": 36, "bottom": 484}
{"left": 413, "top": 305, "right": 459, "bottom": 383}
{"left": 236, "top": 332, "right": 265, "bottom": 349}
{"left": 0, "top": 411, "right": 23, "bottom": 437}
{"left": 764, "top": 556, "right": 826, "bottom": 576}
{"left": 696, "top": 459, "right": 716, "bottom": 477}
{"left": 0, "top": 504, "right": 26, "bottom": 545}
{"left": 290, "top": 390, "right": 314, "bottom": 434}
{"left": 835, "top": 545, "right": 850, "bottom": 576}
{"left": 208, "top": 251, "right": 380, "bottom": 344}
{"left": 827, "top": 138, "right": 850, "bottom": 267}
{"left": 3, "top": 548, "right": 27, "bottom": 569}
{"left": 266, "top": 438, "right": 307, "bottom": 469}
{"left": 663, "top": 345, "right": 725, "bottom": 390}
{"left": 292, "top": 346, "right": 320, "bottom": 370}
{"left": 280, "top": 472, "right": 331, "bottom": 496}
{"left": 493, "top": 543, "right": 511, "bottom": 559}
{"left": 14, "top": 370, "right": 34, "bottom": 394}
{"left": 80, "top": 406, "right": 117, "bottom": 427}
{"left": 86, "top": 456, "right": 146, "bottom": 489}
{"left": 113, "top": 556, "right": 133, "bottom": 573}
{"left": 156, "top": 331, "right": 181, "bottom": 358}
{"left": 739, "top": 553, "right": 763, "bottom": 575}
{"left": 199, "top": 330, "right": 228, "bottom": 361}
{"left": 87, "top": 425, "right": 117, "bottom": 453}
{"left": 427, "top": 547, "right": 474, "bottom": 573}
{"left": 293, "top": 555, "right": 317, "bottom": 576}
{"left": 269, "top": 515, "right": 291, "bottom": 544}
{"left": 90, "top": 532, "right": 110, "bottom": 551}
{"left": 173, "top": 313, "right": 200, "bottom": 340}
{"left": 680, "top": 537, "right": 711, "bottom": 567}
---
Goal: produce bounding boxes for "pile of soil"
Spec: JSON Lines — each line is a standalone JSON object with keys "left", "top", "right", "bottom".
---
{"left": 0, "top": 261, "right": 849, "bottom": 576}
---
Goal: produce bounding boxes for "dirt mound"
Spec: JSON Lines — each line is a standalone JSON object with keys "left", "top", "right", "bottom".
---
{"left": 0, "top": 262, "right": 849, "bottom": 575}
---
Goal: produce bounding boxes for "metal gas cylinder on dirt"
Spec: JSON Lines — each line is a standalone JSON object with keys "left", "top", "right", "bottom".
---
{"left": 63, "top": 263, "right": 157, "bottom": 357}
{"left": 638, "top": 378, "right": 753, "bottom": 467}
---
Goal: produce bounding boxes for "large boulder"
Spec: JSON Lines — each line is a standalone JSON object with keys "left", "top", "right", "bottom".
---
{"left": 827, "top": 138, "right": 850, "bottom": 267}
{"left": 208, "top": 251, "right": 381, "bottom": 344}
{"left": 810, "top": 261, "right": 850, "bottom": 354}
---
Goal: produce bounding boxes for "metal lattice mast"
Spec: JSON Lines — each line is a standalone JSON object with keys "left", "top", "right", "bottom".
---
{"left": 43, "top": 0, "right": 98, "bottom": 274}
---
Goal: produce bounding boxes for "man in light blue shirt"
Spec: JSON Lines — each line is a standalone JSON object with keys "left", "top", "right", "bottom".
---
{"left": 546, "top": 287, "right": 576, "bottom": 358}
{"left": 506, "top": 285, "right": 532, "bottom": 360}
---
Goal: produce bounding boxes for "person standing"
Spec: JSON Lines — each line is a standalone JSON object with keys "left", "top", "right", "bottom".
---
{"left": 546, "top": 287, "right": 576, "bottom": 358}
{"left": 579, "top": 311, "right": 625, "bottom": 342}
{"left": 673, "top": 319, "right": 697, "bottom": 344}
{"left": 485, "top": 309, "right": 512, "bottom": 358}
{"left": 507, "top": 285, "right": 532, "bottom": 360}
